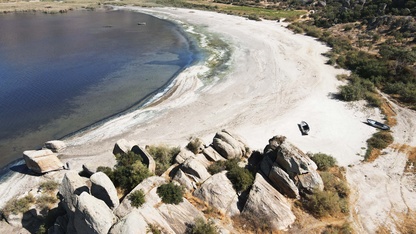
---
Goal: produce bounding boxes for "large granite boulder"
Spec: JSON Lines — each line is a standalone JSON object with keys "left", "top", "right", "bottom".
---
{"left": 203, "top": 146, "right": 226, "bottom": 162}
{"left": 298, "top": 170, "right": 324, "bottom": 193}
{"left": 73, "top": 192, "right": 117, "bottom": 234}
{"left": 260, "top": 155, "right": 299, "bottom": 199}
{"left": 173, "top": 169, "right": 197, "bottom": 191}
{"left": 109, "top": 211, "right": 148, "bottom": 234}
{"left": 212, "top": 129, "right": 249, "bottom": 159}
{"left": 180, "top": 157, "right": 211, "bottom": 182}
{"left": 59, "top": 171, "right": 89, "bottom": 213}
{"left": 90, "top": 172, "right": 119, "bottom": 209}
{"left": 113, "top": 139, "right": 133, "bottom": 156}
{"left": 175, "top": 148, "right": 195, "bottom": 164}
{"left": 44, "top": 140, "right": 66, "bottom": 153}
{"left": 23, "top": 149, "right": 63, "bottom": 174}
{"left": 131, "top": 145, "right": 156, "bottom": 174}
{"left": 193, "top": 171, "right": 239, "bottom": 216}
{"left": 243, "top": 173, "right": 296, "bottom": 231}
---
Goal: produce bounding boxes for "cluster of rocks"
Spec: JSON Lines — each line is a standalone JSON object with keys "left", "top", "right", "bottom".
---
{"left": 15, "top": 130, "right": 324, "bottom": 233}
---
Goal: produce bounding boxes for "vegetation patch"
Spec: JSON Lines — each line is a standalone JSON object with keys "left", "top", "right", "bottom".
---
{"left": 97, "top": 151, "right": 152, "bottom": 195}
{"left": 231, "top": 212, "right": 273, "bottom": 233}
{"left": 147, "top": 144, "right": 180, "bottom": 176}
{"left": 208, "top": 158, "right": 254, "bottom": 192}
{"left": 322, "top": 223, "right": 353, "bottom": 234}
{"left": 157, "top": 182, "right": 184, "bottom": 205}
{"left": 2, "top": 193, "right": 36, "bottom": 216}
{"left": 38, "top": 180, "right": 59, "bottom": 194}
{"left": 365, "top": 131, "right": 394, "bottom": 161}
{"left": 185, "top": 217, "right": 218, "bottom": 234}
{"left": 310, "top": 153, "right": 337, "bottom": 171}
{"left": 186, "top": 137, "right": 204, "bottom": 154}
{"left": 128, "top": 190, "right": 146, "bottom": 208}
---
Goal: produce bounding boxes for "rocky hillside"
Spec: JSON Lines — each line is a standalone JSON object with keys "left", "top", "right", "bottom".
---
{"left": 0, "top": 130, "right": 339, "bottom": 233}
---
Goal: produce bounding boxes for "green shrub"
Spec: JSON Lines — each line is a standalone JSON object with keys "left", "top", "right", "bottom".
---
{"left": 322, "top": 222, "right": 353, "bottom": 234}
{"left": 311, "top": 153, "right": 337, "bottom": 171}
{"left": 129, "top": 190, "right": 146, "bottom": 208}
{"left": 207, "top": 160, "right": 227, "bottom": 174}
{"left": 227, "top": 166, "right": 254, "bottom": 192}
{"left": 147, "top": 223, "right": 163, "bottom": 234}
{"left": 367, "top": 131, "right": 394, "bottom": 149}
{"left": 185, "top": 217, "right": 218, "bottom": 234}
{"left": 97, "top": 151, "right": 152, "bottom": 194}
{"left": 147, "top": 144, "right": 180, "bottom": 175}
{"left": 157, "top": 182, "right": 184, "bottom": 205}
{"left": 303, "top": 189, "right": 341, "bottom": 218}
{"left": 320, "top": 172, "right": 349, "bottom": 199}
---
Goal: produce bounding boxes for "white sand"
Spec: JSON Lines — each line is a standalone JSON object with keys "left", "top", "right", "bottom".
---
{"left": 1, "top": 7, "right": 415, "bottom": 233}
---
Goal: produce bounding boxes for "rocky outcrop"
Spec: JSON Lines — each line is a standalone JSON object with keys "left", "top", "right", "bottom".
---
{"left": 131, "top": 145, "right": 156, "bottom": 174}
{"left": 23, "top": 149, "right": 63, "bottom": 174}
{"left": 59, "top": 171, "right": 89, "bottom": 213}
{"left": 90, "top": 172, "right": 119, "bottom": 209}
{"left": 193, "top": 171, "right": 239, "bottom": 216}
{"left": 73, "top": 192, "right": 116, "bottom": 234}
{"left": 113, "top": 139, "right": 133, "bottom": 156}
{"left": 180, "top": 157, "right": 211, "bottom": 182}
{"left": 212, "top": 129, "right": 249, "bottom": 159}
{"left": 242, "top": 173, "right": 296, "bottom": 231}
{"left": 175, "top": 148, "right": 195, "bottom": 164}
{"left": 270, "top": 165, "right": 300, "bottom": 199}
{"left": 173, "top": 169, "right": 197, "bottom": 191}
{"left": 298, "top": 170, "right": 324, "bottom": 193}
{"left": 82, "top": 162, "right": 98, "bottom": 177}
{"left": 274, "top": 140, "right": 317, "bottom": 176}
{"left": 44, "top": 140, "right": 66, "bottom": 153}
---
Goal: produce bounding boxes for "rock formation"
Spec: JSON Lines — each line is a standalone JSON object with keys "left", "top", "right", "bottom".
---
{"left": 112, "top": 139, "right": 133, "bottom": 156}
{"left": 44, "top": 140, "right": 66, "bottom": 153}
{"left": 90, "top": 172, "right": 119, "bottom": 210}
{"left": 23, "top": 149, "right": 64, "bottom": 174}
{"left": 212, "top": 129, "right": 249, "bottom": 159}
{"left": 131, "top": 145, "right": 156, "bottom": 174}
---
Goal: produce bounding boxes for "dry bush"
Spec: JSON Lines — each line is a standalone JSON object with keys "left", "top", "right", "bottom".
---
{"left": 231, "top": 212, "right": 277, "bottom": 234}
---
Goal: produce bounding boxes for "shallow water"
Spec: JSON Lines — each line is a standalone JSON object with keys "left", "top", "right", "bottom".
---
{"left": 0, "top": 9, "right": 198, "bottom": 168}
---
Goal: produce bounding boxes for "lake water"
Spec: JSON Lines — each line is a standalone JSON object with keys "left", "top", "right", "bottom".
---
{"left": 0, "top": 9, "right": 198, "bottom": 169}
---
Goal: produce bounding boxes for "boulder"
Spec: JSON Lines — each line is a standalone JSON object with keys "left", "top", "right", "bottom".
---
{"left": 242, "top": 173, "right": 296, "bottom": 231}
{"left": 203, "top": 146, "right": 226, "bottom": 162}
{"left": 298, "top": 170, "right": 324, "bottom": 193}
{"left": 44, "top": 140, "right": 66, "bottom": 153}
{"left": 175, "top": 148, "right": 195, "bottom": 164}
{"left": 131, "top": 145, "right": 156, "bottom": 174}
{"left": 193, "top": 171, "right": 239, "bottom": 216}
{"left": 173, "top": 169, "right": 197, "bottom": 191}
{"left": 73, "top": 192, "right": 117, "bottom": 234}
{"left": 90, "top": 172, "right": 120, "bottom": 209}
{"left": 82, "top": 162, "right": 98, "bottom": 177}
{"left": 269, "top": 166, "right": 300, "bottom": 199}
{"left": 59, "top": 171, "right": 89, "bottom": 213}
{"left": 181, "top": 157, "right": 211, "bottom": 181}
{"left": 113, "top": 139, "right": 133, "bottom": 156}
{"left": 23, "top": 149, "right": 63, "bottom": 174}
{"left": 212, "top": 129, "right": 249, "bottom": 159}
{"left": 109, "top": 211, "right": 148, "bottom": 234}
{"left": 114, "top": 176, "right": 166, "bottom": 218}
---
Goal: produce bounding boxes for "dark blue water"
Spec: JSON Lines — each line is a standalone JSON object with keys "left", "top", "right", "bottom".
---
{"left": 0, "top": 9, "right": 198, "bottom": 168}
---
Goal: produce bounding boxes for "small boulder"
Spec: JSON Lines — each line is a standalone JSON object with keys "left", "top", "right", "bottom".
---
{"left": 175, "top": 148, "right": 195, "bottom": 164}
{"left": 90, "top": 172, "right": 120, "bottom": 209}
{"left": 298, "top": 170, "right": 324, "bottom": 193}
{"left": 44, "top": 140, "right": 66, "bottom": 153}
{"left": 193, "top": 171, "right": 239, "bottom": 216}
{"left": 181, "top": 157, "right": 211, "bottom": 181}
{"left": 131, "top": 145, "right": 156, "bottom": 174}
{"left": 212, "top": 129, "right": 249, "bottom": 159}
{"left": 23, "top": 149, "right": 64, "bottom": 174}
{"left": 173, "top": 169, "right": 197, "bottom": 191}
{"left": 202, "top": 146, "right": 226, "bottom": 162}
{"left": 113, "top": 139, "right": 133, "bottom": 156}
{"left": 73, "top": 192, "right": 116, "bottom": 234}
{"left": 243, "top": 173, "right": 296, "bottom": 231}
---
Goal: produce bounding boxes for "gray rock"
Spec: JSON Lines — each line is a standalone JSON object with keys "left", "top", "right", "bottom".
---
{"left": 269, "top": 165, "right": 300, "bottom": 199}
{"left": 109, "top": 210, "right": 147, "bottom": 234}
{"left": 193, "top": 171, "right": 239, "bottom": 216}
{"left": 73, "top": 192, "right": 116, "bottom": 234}
{"left": 173, "top": 169, "right": 197, "bottom": 191}
{"left": 114, "top": 176, "right": 166, "bottom": 218}
{"left": 181, "top": 157, "right": 211, "bottom": 181}
{"left": 59, "top": 170, "right": 89, "bottom": 213}
{"left": 112, "top": 139, "right": 133, "bottom": 156}
{"left": 44, "top": 140, "right": 66, "bottom": 153}
{"left": 203, "top": 146, "right": 226, "bottom": 162}
{"left": 212, "top": 129, "right": 249, "bottom": 159}
{"left": 90, "top": 172, "right": 120, "bottom": 209}
{"left": 298, "top": 169, "right": 324, "bottom": 193}
{"left": 243, "top": 173, "right": 295, "bottom": 231}
{"left": 23, "top": 149, "right": 63, "bottom": 174}
{"left": 131, "top": 145, "right": 156, "bottom": 174}
{"left": 175, "top": 148, "right": 195, "bottom": 164}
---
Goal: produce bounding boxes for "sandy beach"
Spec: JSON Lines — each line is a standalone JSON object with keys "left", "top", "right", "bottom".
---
{"left": 1, "top": 7, "right": 415, "bottom": 233}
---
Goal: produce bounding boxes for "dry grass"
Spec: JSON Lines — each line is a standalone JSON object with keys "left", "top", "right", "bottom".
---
{"left": 380, "top": 97, "right": 397, "bottom": 126}
{"left": 184, "top": 192, "right": 226, "bottom": 220}
{"left": 376, "top": 210, "right": 416, "bottom": 233}
{"left": 391, "top": 143, "right": 416, "bottom": 173}
{"left": 366, "top": 148, "right": 381, "bottom": 162}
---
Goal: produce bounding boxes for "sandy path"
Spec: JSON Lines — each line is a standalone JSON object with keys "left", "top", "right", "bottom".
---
{"left": 2, "top": 7, "right": 414, "bottom": 233}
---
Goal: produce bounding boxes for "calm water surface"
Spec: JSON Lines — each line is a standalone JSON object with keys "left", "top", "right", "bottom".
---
{"left": 0, "top": 10, "right": 198, "bottom": 168}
